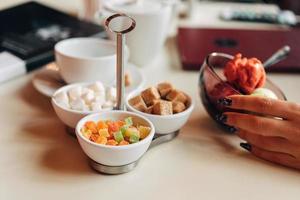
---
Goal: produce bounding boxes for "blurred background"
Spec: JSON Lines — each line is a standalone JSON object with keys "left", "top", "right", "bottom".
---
{"left": 1, "top": 0, "right": 299, "bottom": 18}
{"left": 0, "top": 0, "right": 299, "bottom": 83}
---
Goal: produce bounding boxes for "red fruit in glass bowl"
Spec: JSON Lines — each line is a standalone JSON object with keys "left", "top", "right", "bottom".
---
{"left": 224, "top": 53, "right": 266, "bottom": 94}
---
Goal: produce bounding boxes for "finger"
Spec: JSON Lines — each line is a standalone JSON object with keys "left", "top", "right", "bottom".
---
{"left": 224, "top": 112, "right": 300, "bottom": 143}
{"left": 220, "top": 95, "right": 300, "bottom": 121}
{"left": 237, "top": 130, "right": 299, "bottom": 157}
{"left": 246, "top": 144, "right": 300, "bottom": 170}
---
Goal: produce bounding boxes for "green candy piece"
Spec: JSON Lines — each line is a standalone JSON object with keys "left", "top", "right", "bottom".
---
{"left": 113, "top": 131, "right": 124, "bottom": 143}
{"left": 120, "top": 125, "right": 129, "bottom": 137}
{"left": 125, "top": 117, "right": 133, "bottom": 126}
{"left": 129, "top": 132, "right": 140, "bottom": 143}
{"left": 124, "top": 127, "right": 139, "bottom": 138}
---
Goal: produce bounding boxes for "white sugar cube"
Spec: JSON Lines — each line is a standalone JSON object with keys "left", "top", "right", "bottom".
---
{"left": 55, "top": 91, "right": 69, "bottom": 108}
{"left": 68, "top": 86, "right": 82, "bottom": 100}
{"left": 94, "top": 96, "right": 106, "bottom": 105}
{"left": 88, "top": 81, "right": 105, "bottom": 93}
{"left": 81, "top": 89, "right": 95, "bottom": 105}
{"left": 70, "top": 98, "right": 88, "bottom": 111}
{"left": 81, "top": 87, "right": 92, "bottom": 96}
{"left": 91, "top": 102, "right": 103, "bottom": 111}
{"left": 93, "top": 91, "right": 106, "bottom": 104}
{"left": 95, "top": 91, "right": 106, "bottom": 101}
{"left": 106, "top": 87, "right": 116, "bottom": 102}
{"left": 63, "top": 82, "right": 117, "bottom": 112}
{"left": 102, "top": 101, "right": 114, "bottom": 109}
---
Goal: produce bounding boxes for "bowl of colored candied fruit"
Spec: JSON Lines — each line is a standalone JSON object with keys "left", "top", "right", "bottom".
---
{"left": 75, "top": 110, "right": 155, "bottom": 166}
{"left": 198, "top": 52, "right": 286, "bottom": 131}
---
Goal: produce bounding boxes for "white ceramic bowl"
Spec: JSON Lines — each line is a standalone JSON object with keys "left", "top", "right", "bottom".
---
{"left": 126, "top": 89, "right": 195, "bottom": 134}
{"left": 51, "top": 82, "right": 113, "bottom": 128}
{"left": 55, "top": 37, "right": 128, "bottom": 84}
{"left": 75, "top": 111, "right": 155, "bottom": 166}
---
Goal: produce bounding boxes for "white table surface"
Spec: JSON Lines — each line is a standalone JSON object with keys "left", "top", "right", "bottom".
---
{"left": 1, "top": 1, "right": 300, "bottom": 200}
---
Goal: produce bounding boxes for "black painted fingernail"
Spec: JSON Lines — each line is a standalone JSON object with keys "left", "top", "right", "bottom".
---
{"left": 217, "top": 98, "right": 232, "bottom": 106}
{"left": 229, "top": 126, "right": 238, "bottom": 133}
{"left": 240, "top": 143, "right": 252, "bottom": 152}
{"left": 216, "top": 114, "right": 227, "bottom": 123}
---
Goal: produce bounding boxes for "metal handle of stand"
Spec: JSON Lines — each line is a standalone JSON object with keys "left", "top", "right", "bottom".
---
{"left": 116, "top": 33, "right": 126, "bottom": 110}
{"left": 105, "top": 13, "right": 136, "bottom": 110}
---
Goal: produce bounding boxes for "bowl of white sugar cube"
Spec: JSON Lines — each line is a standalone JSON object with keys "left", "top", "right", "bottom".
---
{"left": 51, "top": 81, "right": 117, "bottom": 129}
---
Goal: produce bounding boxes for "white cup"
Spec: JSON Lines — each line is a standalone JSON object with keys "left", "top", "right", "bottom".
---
{"left": 97, "top": 0, "right": 172, "bottom": 67}
{"left": 55, "top": 37, "right": 128, "bottom": 84}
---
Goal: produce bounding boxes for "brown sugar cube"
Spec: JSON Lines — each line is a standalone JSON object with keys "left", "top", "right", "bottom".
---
{"left": 152, "top": 100, "right": 173, "bottom": 115}
{"left": 166, "top": 89, "right": 187, "bottom": 104}
{"left": 129, "top": 95, "right": 144, "bottom": 106}
{"left": 149, "top": 99, "right": 160, "bottom": 106}
{"left": 141, "top": 87, "right": 161, "bottom": 106}
{"left": 157, "top": 82, "right": 174, "bottom": 98}
{"left": 129, "top": 95, "right": 147, "bottom": 112}
{"left": 133, "top": 103, "right": 147, "bottom": 112}
{"left": 172, "top": 101, "right": 186, "bottom": 113}
{"left": 145, "top": 106, "right": 153, "bottom": 114}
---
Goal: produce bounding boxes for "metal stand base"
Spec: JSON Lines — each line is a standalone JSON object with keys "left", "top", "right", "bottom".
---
{"left": 89, "top": 159, "right": 139, "bottom": 175}
{"left": 89, "top": 130, "right": 180, "bottom": 175}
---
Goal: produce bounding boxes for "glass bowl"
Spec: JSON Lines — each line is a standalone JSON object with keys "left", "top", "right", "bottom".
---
{"left": 198, "top": 52, "right": 287, "bottom": 132}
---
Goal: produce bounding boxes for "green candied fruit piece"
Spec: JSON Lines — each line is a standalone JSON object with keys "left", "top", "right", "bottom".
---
{"left": 125, "top": 127, "right": 139, "bottom": 138}
{"left": 113, "top": 131, "right": 124, "bottom": 143}
{"left": 120, "top": 125, "right": 129, "bottom": 137}
{"left": 124, "top": 117, "right": 133, "bottom": 126}
{"left": 129, "top": 131, "right": 140, "bottom": 143}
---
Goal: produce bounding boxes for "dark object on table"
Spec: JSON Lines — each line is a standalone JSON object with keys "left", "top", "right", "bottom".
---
{"left": 271, "top": 0, "right": 300, "bottom": 15}
{"left": 220, "top": 9, "right": 297, "bottom": 26}
{"left": 177, "top": 28, "right": 300, "bottom": 72}
{"left": 0, "top": 1, "right": 105, "bottom": 72}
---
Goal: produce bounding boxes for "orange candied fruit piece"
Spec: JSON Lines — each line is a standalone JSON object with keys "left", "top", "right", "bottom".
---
{"left": 107, "top": 122, "right": 120, "bottom": 134}
{"left": 89, "top": 134, "right": 99, "bottom": 142}
{"left": 85, "top": 121, "right": 98, "bottom": 134}
{"left": 107, "top": 133, "right": 114, "bottom": 140}
{"left": 97, "top": 120, "right": 108, "bottom": 130}
{"left": 96, "top": 136, "right": 108, "bottom": 145}
{"left": 118, "top": 140, "right": 129, "bottom": 146}
{"left": 106, "top": 139, "right": 118, "bottom": 146}
{"left": 117, "top": 120, "right": 125, "bottom": 127}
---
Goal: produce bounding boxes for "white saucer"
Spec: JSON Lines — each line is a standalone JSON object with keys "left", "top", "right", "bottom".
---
{"left": 32, "top": 62, "right": 145, "bottom": 97}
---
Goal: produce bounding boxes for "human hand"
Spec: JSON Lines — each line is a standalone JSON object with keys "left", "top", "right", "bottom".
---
{"left": 218, "top": 95, "right": 300, "bottom": 170}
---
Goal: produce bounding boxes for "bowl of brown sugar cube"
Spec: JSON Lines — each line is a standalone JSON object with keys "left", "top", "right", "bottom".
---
{"left": 126, "top": 82, "right": 194, "bottom": 134}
